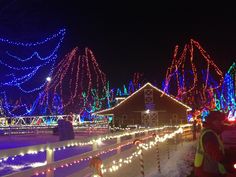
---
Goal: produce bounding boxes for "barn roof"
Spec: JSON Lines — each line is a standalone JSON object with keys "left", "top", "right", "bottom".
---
{"left": 92, "top": 82, "right": 192, "bottom": 115}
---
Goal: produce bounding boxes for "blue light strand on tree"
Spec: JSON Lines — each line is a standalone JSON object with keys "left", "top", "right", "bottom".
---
{"left": 0, "top": 28, "right": 66, "bottom": 117}
{"left": 214, "top": 63, "right": 236, "bottom": 112}
{"left": 0, "top": 29, "right": 66, "bottom": 47}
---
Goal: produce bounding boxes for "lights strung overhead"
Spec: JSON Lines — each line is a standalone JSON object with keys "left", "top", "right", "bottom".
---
{"left": 0, "top": 28, "right": 66, "bottom": 117}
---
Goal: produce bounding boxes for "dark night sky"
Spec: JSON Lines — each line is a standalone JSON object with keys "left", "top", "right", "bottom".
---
{"left": 0, "top": 1, "right": 235, "bottom": 88}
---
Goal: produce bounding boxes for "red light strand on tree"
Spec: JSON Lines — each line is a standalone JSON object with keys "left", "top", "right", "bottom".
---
{"left": 163, "top": 39, "right": 224, "bottom": 112}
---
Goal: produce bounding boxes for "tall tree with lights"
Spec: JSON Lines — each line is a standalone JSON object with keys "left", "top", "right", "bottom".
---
{"left": 42, "top": 47, "right": 107, "bottom": 120}
{"left": 0, "top": 29, "right": 66, "bottom": 117}
{"left": 215, "top": 62, "right": 236, "bottom": 112}
{"left": 163, "top": 39, "right": 224, "bottom": 118}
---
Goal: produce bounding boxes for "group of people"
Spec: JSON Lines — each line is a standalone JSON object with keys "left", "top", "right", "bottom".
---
{"left": 194, "top": 111, "right": 235, "bottom": 177}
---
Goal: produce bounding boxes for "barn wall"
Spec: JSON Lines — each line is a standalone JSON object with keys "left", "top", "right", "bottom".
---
{"left": 114, "top": 112, "right": 141, "bottom": 127}
{"left": 152, "top": 88, "right": 188, "bottom": 123}
{"left": 107, "top": 84, "right": 189, "bottom": 127}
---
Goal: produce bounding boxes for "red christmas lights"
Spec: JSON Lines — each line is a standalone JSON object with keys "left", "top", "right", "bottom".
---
{"left": 41, "top": 47, "right": 106, "bottom": 114}
{"left": 163, "top": 39, "right": 224, "bottom": 113}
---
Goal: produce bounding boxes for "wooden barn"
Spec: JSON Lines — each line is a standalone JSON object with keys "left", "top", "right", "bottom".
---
{"left": 93, "top": 83, "right": 192, "bottom": 127}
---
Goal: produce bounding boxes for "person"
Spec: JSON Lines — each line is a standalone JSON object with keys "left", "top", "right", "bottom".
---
{"left": 68, "top": 112, "right": 74, "bottom": 123}
{"left": 192, "top": 119, "right": 197, "bottom": 140}
{"left": 194, "top": 111, "right": 231, "bottom": 177}
{"left": 196, "top": 118, "right": 202, "bottom": 133}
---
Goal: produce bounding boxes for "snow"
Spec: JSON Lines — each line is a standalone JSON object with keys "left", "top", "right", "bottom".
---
{"left": 69, "top": 139, "right": 197, "bottom": 177}
{"left": 0, "top": 131, "right": 108, "bottom": 176}
{"left": 147, "top": 141, "right": 196, "bottom": 177}
{"left": 0, "top": 131, "right": 197, "bottom": 177}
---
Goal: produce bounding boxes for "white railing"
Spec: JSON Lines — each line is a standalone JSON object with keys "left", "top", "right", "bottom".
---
{"left": 3, "top": 137, "right": 138, "bottom": 177}
{"left": 0, "top": 125, "right": 183, "bottom": 160}
{"left": 1, "top": 124, "right": 193, "bottom": 177}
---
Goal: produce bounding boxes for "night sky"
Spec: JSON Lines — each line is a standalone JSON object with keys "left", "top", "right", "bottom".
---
{"left": 0, "top": 1, "right": 235, "bottom": 88}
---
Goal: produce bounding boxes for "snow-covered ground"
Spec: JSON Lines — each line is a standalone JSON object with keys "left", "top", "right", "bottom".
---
{"left": 148, "top": 141, "right": 196, "bottom": 177}
{"left": 0, "top": 131, "right": 197, "bottom": 177}
{"left": 69, "top": 140, "right": 197, "bottom": 177}
{"left": 0, "top": 131, "right": 109, "bottom": 176}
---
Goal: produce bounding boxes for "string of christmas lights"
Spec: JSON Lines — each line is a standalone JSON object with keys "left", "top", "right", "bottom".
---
{"left": 100, "top": 127, "right": 183, "bottom": 174}
{"left": 0, "top": 28, "right": 66, "bottom": 117}
{"left": 33, "top": 126, "right": 187, "bottom": 176}
{"left": 0, "top": 125, "right": 187, "bottom": 163}
{"left": 39, "top": 47, "right": 106, "bottom": 120}
{"left": 215, "top": 62, "right": 236, "bottom": 112}
{"left": 163, "top": 39, "right": 224, "bottom": 118}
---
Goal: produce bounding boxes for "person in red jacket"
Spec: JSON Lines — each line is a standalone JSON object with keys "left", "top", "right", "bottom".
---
{"left": 194, "top": 111, "right": 234, "bottom": 177}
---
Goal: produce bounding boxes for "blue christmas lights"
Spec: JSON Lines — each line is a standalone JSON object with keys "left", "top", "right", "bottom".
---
{"left": 0, "top": 28, "right": 66, "bottom": 117}
{"left": 0, "top": 29, "right": 66, "bottom": 47}
{"left": 214, "top": 63, "right": 236, "bottom": 113}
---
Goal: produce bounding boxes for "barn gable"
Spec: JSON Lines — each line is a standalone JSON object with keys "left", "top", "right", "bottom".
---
{"left": 93, "top": 82, "right": 191, "bottom": 127}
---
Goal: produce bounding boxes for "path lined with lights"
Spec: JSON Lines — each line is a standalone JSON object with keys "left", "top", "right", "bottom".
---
{"left": 0, "top": 125, "right": 187, "bottom": 163}
{"left": 100, "top": 127, "right": 183, "bottom": 175}
{"left": 0, "top": 125, "right": 192, "bottom": 176}
{"left": 0, "top": 124, "right": 192, "bottom": 177}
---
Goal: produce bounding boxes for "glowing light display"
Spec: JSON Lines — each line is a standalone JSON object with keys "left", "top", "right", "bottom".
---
{"left": 40, "top": 47, "right": 107, "bottom": 120}
{"left": 0, "top": 29, "right": 66, "bottom": 117}
{"left": 215, "top": 62, "right": 236, "bottom": 112}
{"left": 163, "top": 39, "right": 224, "bottom": 117}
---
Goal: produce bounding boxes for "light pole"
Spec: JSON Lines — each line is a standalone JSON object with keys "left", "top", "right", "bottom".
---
{"left": 46, "top": 77, "right": 51, "bottom": 82}
{"left": 46, "top": 77, "right": 52, "bottom": 124}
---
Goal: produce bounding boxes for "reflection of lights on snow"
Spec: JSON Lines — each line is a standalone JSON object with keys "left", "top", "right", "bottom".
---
{"left": 0, "top": 161, "right": 47, "bottom": 171}
{"left": 30, "top": 161, "right": 47, "bottom": 168}
{"left": 10, "top": 165, "right": 26, "bottom": 170}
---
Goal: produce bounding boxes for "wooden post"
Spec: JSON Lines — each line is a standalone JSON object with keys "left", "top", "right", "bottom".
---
{"left": 132, "top": 133, "right": 135, "bottom": 140}
{"left": 93, "top": 141, "right": 98, "bottom": 151}
{"left": 46, "top": 148, "right": 54, "bottom": 177}
{"left": 117, "top": 136, "right": 121, "bottom": 154}
{"left": 46, "top": 148, "right": 54, "bottom": 163}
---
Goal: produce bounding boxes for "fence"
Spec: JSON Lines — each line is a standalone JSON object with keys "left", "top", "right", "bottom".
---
{"left": 1, "top": 124, "right": 192, "bottom": 177}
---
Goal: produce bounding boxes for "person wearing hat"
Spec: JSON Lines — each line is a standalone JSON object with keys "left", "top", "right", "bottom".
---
{"left": 194, "top": 111, "right": 233, "bottom": 177}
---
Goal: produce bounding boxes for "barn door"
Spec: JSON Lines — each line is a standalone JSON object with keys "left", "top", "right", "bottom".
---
{"left": 141, "top": 111, "right": 158, "bottom": 127}
{"left": 150, "top": 111, "right": 158, "bottom": 126}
